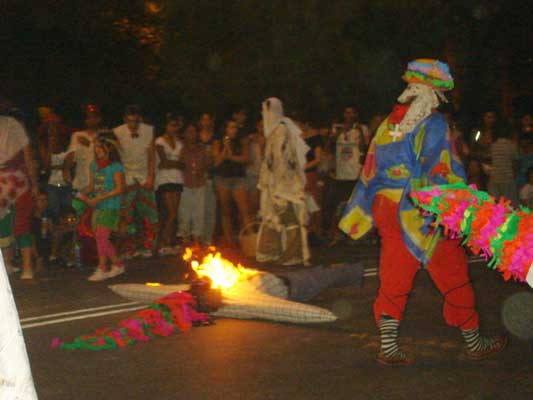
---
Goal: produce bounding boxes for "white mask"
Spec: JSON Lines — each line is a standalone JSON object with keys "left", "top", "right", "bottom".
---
{"left": 262, "top": 97, "right": 284, "bottom": 137}
{"left": 397, "top": 83, "right": 441, "bottom": 133}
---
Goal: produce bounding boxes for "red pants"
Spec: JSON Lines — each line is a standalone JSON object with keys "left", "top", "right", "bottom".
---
{"left": 372, "top": 195, "right": 479, "bottom": 330}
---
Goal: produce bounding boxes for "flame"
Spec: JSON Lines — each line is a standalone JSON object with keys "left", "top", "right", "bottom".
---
{"left": 184, "top": 248, "right": 257, "bottom": 290}
{"left": 145, "top": 282, "right": 162, "bottom": 287}
{"left": 183, "top": 247, "right": 193, "bottom": 261}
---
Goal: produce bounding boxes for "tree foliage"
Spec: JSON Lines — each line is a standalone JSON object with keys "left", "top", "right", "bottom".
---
{"left": 1, "top": 0, "right": 532, "bottom": 125}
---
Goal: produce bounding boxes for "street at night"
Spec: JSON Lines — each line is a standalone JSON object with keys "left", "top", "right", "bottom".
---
{"left": 14, "top": 242, "right": 532, "bottom": 400}
{"left": 3, "top": 2, "right": 533, "bottom": 399}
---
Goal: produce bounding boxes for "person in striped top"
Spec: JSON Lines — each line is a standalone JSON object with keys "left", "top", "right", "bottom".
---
{"left": 488, "top": 122, "right": 519, "bottom": 206}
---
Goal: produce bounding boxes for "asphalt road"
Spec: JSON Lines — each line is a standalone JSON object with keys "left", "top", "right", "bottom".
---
{"left": 10, "top": 242, "right": 533, "bottom": 400}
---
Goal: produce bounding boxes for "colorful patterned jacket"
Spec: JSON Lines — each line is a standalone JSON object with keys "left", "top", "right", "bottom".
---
{"left": 339, "top": 109, "right": 465, "bottom": 264}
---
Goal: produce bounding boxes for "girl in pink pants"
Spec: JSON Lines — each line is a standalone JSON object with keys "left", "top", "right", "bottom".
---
{"left": 78, "top": 132, "right": 125, "bottom": 281}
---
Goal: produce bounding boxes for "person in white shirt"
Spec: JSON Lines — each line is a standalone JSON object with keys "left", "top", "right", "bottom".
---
{"left": 327, "top": 105, "right": 369, "bottom": 246}
{"left": 64, "top": 104, "right": 103, "bottom": 192}
{"left": 40, "top": 125, "right": 71, "bottom": 223}
{"left": 335, "top": 105, "right": 369, "bottom": 185}
{"left": 113, "top": 105, "right": 158, "bottom": 258}
{"left": 155, "top": 113, "right": 184, "bottom": 255}
{"left": 38, "top": 123, "right": 72, "bottom": 263}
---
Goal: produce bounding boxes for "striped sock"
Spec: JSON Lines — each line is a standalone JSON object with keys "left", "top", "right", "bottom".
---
{"left": 461, "top": 328, "right": 500, "bottom": 353}
{"left": 379, "top": 315, "right": 405, "bottom": 359}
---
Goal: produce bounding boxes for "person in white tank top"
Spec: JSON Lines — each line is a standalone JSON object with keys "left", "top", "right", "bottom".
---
{"left": 155, "top": 114, "right": 184, "bottom": 254}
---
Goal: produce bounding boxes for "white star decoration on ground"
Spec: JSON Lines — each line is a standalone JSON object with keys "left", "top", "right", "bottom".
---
{"left": 389, "top": 124, "right": 403, "bottom": 141}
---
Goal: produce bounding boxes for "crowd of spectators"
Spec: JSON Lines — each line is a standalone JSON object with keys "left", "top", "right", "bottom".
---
{"left": 0, "top": 98, "right": 531, "bottom": 281}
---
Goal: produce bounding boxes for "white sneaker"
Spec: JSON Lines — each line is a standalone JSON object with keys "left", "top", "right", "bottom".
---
{"left": 107, "top": 264, "right": 125, "bottom": 278}
{"left": 20, "top": 268, "right": 34, "bottom": 280}
{"left": 158, "top": 247, "right": 174, "bottom": 256}
{"left": 132, "top": 250, "right": 143, "bottom": 259}
{"left": 87, "top": 268, "right": 109, "bottom": 282}
{"left": 133, "top": 249, "right": 152, "bottom": 258}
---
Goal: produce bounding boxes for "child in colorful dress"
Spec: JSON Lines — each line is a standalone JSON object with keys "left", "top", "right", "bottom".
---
{"left": 78, "top": 132, "right": 125, "bottom": 281}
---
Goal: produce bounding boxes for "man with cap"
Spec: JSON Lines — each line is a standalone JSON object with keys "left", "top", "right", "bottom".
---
{"left": 339, "top": 59, "right": 507, "bottom": 365}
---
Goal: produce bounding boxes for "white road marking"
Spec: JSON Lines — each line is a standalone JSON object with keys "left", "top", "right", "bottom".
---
{"left": 20, "top": 301, "right": 141, "bottom": 323}
{"left": 21, "top": 306, "right": 145, "bottom": 329}
{"left": 363, "top": 268, "right": 377, "bottom": 278}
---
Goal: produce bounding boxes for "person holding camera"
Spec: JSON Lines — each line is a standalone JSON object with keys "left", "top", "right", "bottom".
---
{"left": 212, "top": 120, "right": 251, "bottom": 246}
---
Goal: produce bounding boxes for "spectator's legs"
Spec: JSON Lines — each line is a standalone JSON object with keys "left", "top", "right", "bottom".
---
{"left": 191, "top": 186, "right": 206, "bottom": 245}
{"left": 202, "top": 179, "right": 216, "bottom": 245}
{"left": 216, "top": 181, "right": 234, "bottom": 246}
{"left": 14, "top": 191, "right": 33, "bottom": 277}
{"left": 159, "top": 190, "right": 178, "bottom": 248}
{"left": 47, "top": 185, "right": 60, "bottom": 222}
{"left": 121, "top": 190, "right": 138, "bottom": 256}
{"left": 178, "top": 187, "right": 192, "bottom": 243}
{"left": 246, "top": 175, "right": 260, "bottom": 217}
{"left": 94, "top": 226, "right": 121, "bottom": 270}
{"left": 134, "top": 188, "right": 159, "bottom": 253}
{"left": 232, "top": 184, "right": 252, "bottom": 237}
{"left": 305, "top": 171, "right": 324, "bottom": 238}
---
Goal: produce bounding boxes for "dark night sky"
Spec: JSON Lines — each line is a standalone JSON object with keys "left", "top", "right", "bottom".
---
{"left": 2, "top": 0, "right": 533, "bottom": 128}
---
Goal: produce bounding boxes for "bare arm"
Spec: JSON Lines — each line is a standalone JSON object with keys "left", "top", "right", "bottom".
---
{"left": 156, "top": 143, "right": 181, "bottom": 169}
{"left": 228, "top": 137, "right": 250, "bottom": 164}
{"left": 212, "top": 140, "right": 226, "bottom": 166}
{"left": 38, "top": 142, "right": 49, "bottom": 171}
{"left": 63, "top": 152, "right": 75, "bottom": 183}
{"left": 305, "top": 146, "right": 322, "bottom": 170}
{"left": 146, "top": 140, "right": 156, "bottom": 188}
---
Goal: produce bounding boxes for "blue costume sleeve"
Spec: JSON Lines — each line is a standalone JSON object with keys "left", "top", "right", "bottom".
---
{"left": 399, "top": 113, "right": 466, "bottom": 264}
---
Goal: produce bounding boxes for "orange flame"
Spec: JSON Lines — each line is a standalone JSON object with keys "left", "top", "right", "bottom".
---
{"left": 183, "top": 247, "right": 193, "bottom": 261}
{"left": 184, "top": 247, "right": 257, "bottom": 290}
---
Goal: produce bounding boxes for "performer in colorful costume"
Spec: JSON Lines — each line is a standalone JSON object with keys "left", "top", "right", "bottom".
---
{"left": 339, "top": 59, "right": 506, "bottom": 365}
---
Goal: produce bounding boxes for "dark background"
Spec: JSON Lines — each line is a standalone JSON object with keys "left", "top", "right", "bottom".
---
{"left": 1, "top": 0, "right": 533, "bottom": 128}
